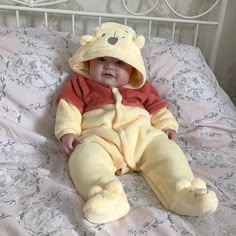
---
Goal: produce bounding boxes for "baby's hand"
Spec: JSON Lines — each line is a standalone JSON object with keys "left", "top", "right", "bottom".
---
{"left": 60, "top": 133, "right": 82, "bottom": 157}
{"left": 163, "top": 129, "right": 177, "bottom": 142}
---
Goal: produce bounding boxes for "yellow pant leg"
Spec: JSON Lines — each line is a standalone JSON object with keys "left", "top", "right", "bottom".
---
{"left": 68, "top": 140, "right": 130, "bottom": 223}
{"left": 138, "top": 134, "right": 218, "bottom": 216}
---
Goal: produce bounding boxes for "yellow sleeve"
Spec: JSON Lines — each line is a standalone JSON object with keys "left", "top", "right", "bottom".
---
{"left": 151, "top": 107, "right": 179, "bottom": 132}
{"left": 54, "top": 99, "right": 82, "bottom": 140}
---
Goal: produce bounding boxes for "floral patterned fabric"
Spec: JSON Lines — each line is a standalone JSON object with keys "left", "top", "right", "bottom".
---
{"left": 0, "top": 26, "right": 236, "bottom": 236}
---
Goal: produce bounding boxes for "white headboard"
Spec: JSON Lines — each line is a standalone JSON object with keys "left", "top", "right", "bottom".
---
{"left": 0, "top": 0, "right": 228, "bottom": 71}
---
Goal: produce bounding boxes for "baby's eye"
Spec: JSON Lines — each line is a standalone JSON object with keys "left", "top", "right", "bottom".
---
{"left": 116, "top": 60, "right": 125, "bottom": 65}
{"left": 97, "top": 57, "right": 106, "bottom": 62}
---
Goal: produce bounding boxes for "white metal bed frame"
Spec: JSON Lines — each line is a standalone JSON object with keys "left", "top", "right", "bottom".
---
{"left": 0, "top": 0, "right": 228, "bottom": 71}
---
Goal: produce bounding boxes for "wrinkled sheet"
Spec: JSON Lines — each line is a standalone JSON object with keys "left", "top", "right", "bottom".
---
{"left": 0, "top": 26, "right": 236, "bottom": 236}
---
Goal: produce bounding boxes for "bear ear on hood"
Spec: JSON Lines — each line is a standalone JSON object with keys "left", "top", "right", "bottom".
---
{"left": 134, "top": 35, "right": 145, "bottom": 49}
{"left": 80, "top": 35, "right": 94, "bottom": 46}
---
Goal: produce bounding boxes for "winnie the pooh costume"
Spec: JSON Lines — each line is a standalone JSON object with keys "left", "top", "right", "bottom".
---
{"left": 55, "top": 22, "right": 218, "bottom": 224}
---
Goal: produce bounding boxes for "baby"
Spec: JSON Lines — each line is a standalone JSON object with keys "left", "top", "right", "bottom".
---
{"left": 55, "top": 22, "right": 218, "bottom": 224}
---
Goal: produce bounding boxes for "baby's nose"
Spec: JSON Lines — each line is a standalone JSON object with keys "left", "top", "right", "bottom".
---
{"left": 104, "top": 62, "right": 115, "bottom": 69}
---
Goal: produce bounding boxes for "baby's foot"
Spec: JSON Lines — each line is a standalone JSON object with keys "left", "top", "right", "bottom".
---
{"left": 169, "top": 178, "right": 218, "bottom": 216}
{"left": 83, "top": 180, "right": 130, "bottom": 223}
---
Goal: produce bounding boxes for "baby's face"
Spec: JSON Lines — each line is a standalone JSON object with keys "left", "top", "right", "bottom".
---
{"left": 89, "top": 57, "right": 132, "bottom": 88}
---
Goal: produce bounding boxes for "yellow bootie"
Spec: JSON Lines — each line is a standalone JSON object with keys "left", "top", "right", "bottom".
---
{"left": 168, "top": 178, "right": 218, "bottom": 216}
{"left": 83, "top": 180, "right": 130, "bottom": 223}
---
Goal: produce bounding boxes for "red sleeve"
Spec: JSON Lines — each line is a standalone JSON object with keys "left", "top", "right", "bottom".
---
{"left": 56, "top": 74, "right": 88, "bottom": 113}
{"left": 143, "top": 81, "right": 167, "bottom": 114}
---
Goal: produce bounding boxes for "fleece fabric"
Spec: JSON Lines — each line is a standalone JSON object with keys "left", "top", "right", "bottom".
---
{"left": 54, "top": 22, "right": 218, "bottom": 224}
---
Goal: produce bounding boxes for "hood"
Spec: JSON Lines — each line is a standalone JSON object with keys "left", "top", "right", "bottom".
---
{"left": 68, "top": 22, "right": 146, "bottom": 89}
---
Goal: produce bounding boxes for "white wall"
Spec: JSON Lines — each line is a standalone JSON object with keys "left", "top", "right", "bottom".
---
{"left": 214, "top": 0, "right": 236, "bottom": 105}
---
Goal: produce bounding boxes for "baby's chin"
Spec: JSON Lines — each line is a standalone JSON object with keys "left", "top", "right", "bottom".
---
{"left": 92, "top": 76, "right": 127, "bottom": 88}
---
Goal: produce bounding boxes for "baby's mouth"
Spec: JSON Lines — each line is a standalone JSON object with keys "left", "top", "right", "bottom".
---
{"left": 103, "top": 73, "right": 116, "bottom": 78}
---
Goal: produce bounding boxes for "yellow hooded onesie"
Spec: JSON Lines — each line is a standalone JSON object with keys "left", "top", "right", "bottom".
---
{"left": 55, "top": 22, "right": 218, "bottom": 224}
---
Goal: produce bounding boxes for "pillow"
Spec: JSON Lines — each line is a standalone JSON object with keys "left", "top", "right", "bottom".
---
{"left": 0, "top": 26, "right": 80, "bottom": 140}
{"left": 142, "top": 37, "right": 236, "bottom": 147}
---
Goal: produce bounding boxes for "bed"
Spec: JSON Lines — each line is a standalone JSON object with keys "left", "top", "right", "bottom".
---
{"left": 0, "top": 0, "right": 236, "bottom": 235}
